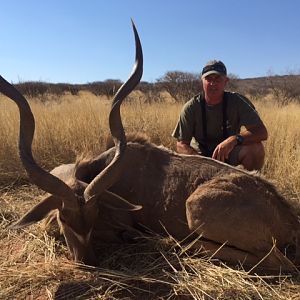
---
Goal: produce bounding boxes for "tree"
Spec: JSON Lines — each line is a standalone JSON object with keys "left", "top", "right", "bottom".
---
{"left": 157, "top": 71, "right": 200, "bottom": 102}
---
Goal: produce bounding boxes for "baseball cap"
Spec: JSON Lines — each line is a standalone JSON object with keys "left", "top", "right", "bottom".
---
{"left": 201, "top": 60, "right": 227, "bottom": 79}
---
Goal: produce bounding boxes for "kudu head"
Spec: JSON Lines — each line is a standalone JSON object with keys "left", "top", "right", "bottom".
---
{"left": 1, "top": 20, "right": 143, "bottom": 265}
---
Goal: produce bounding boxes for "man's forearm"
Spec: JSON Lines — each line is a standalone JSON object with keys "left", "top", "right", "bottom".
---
{"left": 239, "top": 124, "right": 268, "bottom": 145}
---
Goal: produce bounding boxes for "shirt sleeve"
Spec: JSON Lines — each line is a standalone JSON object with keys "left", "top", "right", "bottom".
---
{"left": 172, "top": 101, "right": 195, "bottom": 142}
{"left": 235, "top": 94, "right": 263, "bottom": 127}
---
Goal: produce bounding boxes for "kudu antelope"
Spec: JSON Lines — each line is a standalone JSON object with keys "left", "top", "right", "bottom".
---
{"left": 2, "top": 22, "right": 300, "bottom": 272}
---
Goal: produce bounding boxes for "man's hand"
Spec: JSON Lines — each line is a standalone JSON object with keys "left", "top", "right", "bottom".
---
{"left": 212, "top": 136, "right": 237, "bottom": 162}
{"left": 176, "top": 141, "right": 199, "bottom": 155}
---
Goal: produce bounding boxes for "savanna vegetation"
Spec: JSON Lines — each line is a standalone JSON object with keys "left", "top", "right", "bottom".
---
{"left": 0, "top": 77, "right": 300, "bottom": 299}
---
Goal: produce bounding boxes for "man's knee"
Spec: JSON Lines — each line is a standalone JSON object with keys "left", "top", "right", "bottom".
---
{"left": 249, "top": 142, "right": 265, "bottom": 162}
{"left": 239, "top": 143, "right": 265, "bottom": 170}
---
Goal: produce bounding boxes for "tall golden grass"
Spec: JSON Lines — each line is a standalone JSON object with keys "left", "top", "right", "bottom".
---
{"left": 0, "top": 91, "right": 299, "bottom": 199}
{"left": 259, "top": 100, "right": 300, "bottom": 201}
{"left": 1, "top": 91, "right": 300, "bottom": 299}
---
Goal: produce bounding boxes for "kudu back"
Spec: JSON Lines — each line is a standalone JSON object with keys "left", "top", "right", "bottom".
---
{"left": 1, "top": 22, "right": 300, "bottom": 273}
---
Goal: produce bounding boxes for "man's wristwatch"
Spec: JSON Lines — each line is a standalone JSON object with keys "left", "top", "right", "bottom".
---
{"left": 236, "top": 134, "right": 244, "bottom": 145}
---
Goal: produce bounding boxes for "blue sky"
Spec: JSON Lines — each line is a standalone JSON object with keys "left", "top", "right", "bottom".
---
{"left": 1, "top": 0, "right": 299, "bottom": 83}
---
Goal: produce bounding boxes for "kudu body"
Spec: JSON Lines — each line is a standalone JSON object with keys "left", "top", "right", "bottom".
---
{"left": 1, "top": 22, "right": 299, "bottom": 272}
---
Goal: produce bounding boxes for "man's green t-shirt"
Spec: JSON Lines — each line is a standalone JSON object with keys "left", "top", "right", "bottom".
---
{"left": 172, "top": 92, "right": 263, "bottom": 156}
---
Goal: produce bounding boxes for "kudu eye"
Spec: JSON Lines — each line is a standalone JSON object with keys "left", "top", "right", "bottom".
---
{"left": 59, "top": 211, "right": 71, "bottom": 225}
{"left": 59, "top": 215, "right": 67, "bottom": 224}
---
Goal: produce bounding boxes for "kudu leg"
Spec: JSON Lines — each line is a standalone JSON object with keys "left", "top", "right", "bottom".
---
{"left": 191, "top": 239, "right": 297, "bottom": 273}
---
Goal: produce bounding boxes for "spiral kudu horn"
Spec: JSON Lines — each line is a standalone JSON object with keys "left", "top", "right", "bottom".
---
{"left": 0, "top": 76, "right": 76, "bottom": 207}
{"left": 84, "top": 20, "right": 143, "bottom": 201}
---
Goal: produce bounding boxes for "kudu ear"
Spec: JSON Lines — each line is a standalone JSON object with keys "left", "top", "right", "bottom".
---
{"left": 100, "top": 190, "right": 142, "bottom": 211}
{"left": 8, "top": 195, "right": 62, "bottom": 229}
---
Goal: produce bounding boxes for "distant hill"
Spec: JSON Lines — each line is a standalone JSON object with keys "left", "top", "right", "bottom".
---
{"left": 225, "top": 75, "right": 300, "bottom": 105}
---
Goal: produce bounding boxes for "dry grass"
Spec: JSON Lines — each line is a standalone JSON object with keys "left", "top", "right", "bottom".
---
{"left": 258, "top": 100, "right": 300, "bottom": 201}
{"left": 1, "top": 91, "right": 300, "bottom": 299}
{"left": 1, "top": 186, "right": 300, "bottom": 299}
